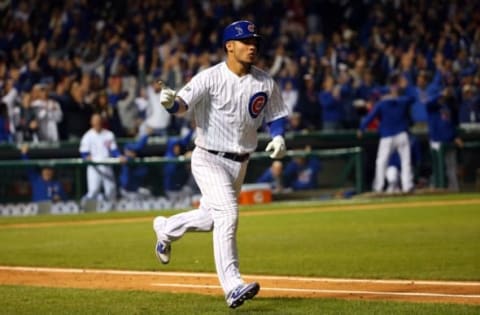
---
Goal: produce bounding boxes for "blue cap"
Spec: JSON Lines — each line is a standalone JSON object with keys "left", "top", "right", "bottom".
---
{"left": 222, "top": 20, "right": 261, "bottom": 44}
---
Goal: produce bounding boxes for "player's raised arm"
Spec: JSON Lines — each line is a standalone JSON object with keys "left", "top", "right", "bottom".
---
{"left": 158, "top": 81, "right": 189, "bottom": 114}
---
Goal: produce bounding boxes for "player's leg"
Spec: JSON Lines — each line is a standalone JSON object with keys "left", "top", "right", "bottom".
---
{"left": 444, "top": 146, "right": 459, "bottom": 191}
{"left": 385, "top": 166, "right": 400, "bottom": 193}
{"left": 101, "top": 166, "right": 117, "bottom": 201}
{"left": 430, "top": 141, "right": 443, "bottom": 188}
{"left": 373, "top": 137, "right": 393, "bottom": 192}
{"left": 155, "top": 204, "right": 214, "bottom": 242}
{"left": 396, "top": 132, "right": 413, "bottom": 192}
{"left": 153, "top": 202, "right": 213, "bottom": 264}
{"left": 209, "top": 155, "right": 260, "bottom": 308}
{"left": 153, "top": 148, "right": 214, "bottom": 263}
{"left": 217, "top": 155, "right": 249, "bottom": 294}
{"left": 86, "top": 166, "right": 102, "bottom": 199}
{"left": 189, "top": 148, "right": 248, "bottom": 295}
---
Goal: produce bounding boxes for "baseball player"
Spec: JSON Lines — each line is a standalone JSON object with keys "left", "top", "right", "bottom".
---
{"left": 384, "top": 135, "right": 422, "bottom": 193}
{"left": 20, "top": 144, "right": 67, "bottom": 202}
{"left": 119, "top": 132, "right": 152, "bottom": 200}
{"left": 425, "top": 88, "right": 463, "bottom": 191}
{"left": 256, "top": 160, "right": 284, "bottom": 193}
{"left": 358, "top": 74, "right": 414, "bottom": 193}
{"left": 152, "top": 20, "right": 289, "bottom": 309}
{"left": 283, "top": 155, "right": 322, "bottom": 191}
{"left": 79, "top": 113, "right": 123, "bottom": 208}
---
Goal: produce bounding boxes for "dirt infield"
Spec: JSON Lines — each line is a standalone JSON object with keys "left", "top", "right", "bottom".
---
{"left": 1, "top": 266, "right": 479, "bottom": 305}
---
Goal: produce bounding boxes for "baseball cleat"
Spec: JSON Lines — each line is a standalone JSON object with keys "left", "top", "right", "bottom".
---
{"left": 153, "top": 216, "right": 171, "bottom": 264}
{"left": 155, "top": 240, "right": 171, "bottom": 264}
{"left": 226, "top": 282, "right": 260, "bottom": 309}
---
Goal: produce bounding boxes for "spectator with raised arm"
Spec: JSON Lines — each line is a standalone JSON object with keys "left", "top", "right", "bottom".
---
{"left": 31, "top": 83, "right": 63, "bottom": 142}
{"left": 319, "top": 74, "right": 343, "bottom": 131}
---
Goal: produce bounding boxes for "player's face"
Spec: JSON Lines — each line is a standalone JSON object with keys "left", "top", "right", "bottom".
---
{"left": 416, "top": 74, "right": 427, "bottom": 87}
{"left": 153, "top": 80, "right": 162, "bottom": 92}
{"left": 231, "top": 38, "right": 258, "bottom": 64}
{"left": 41, "top": 168, "right": 54, "bottom": 181}
{"left": 91, "top": 114, "right": 103, "bottom": 132}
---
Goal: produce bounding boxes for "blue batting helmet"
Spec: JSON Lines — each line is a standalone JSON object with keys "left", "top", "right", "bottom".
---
{"left": 222, "top": 20, "right": 261, "bottom": 44}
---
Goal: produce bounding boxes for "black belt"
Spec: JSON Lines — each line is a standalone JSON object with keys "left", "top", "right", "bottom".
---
{"left": 206, "top": 150, "right": 250, "bottom": 162}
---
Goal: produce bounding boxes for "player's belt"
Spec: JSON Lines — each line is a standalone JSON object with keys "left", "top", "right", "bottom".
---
{"left": 206, "top": 150, "right": 250, "bottom": 162}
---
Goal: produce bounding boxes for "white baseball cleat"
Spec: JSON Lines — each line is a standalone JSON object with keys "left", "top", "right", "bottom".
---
{"left": 155, "top": 240, "right": 171, "bottom": 264}
{"left": 153, "top": 216, "right": 171, "bottom": 264}
{"left": 226, "top": 282, "right": 260, "bottom": 309}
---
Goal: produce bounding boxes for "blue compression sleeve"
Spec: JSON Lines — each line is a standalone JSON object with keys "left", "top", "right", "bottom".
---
{"left": 267, "top": 117, "right": 287, "bottom": 137}
{"left": 110, "top": 148, "right": 121, "bottom": 157}
{"left": 167, "top": 100, "right": 180, "bottom": 114}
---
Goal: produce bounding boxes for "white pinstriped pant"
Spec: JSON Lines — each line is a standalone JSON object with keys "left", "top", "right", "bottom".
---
{"left": 85, "top": 165, "right": 116, "bottom": 201}
{"left": 159, "top": 147, "right": 248, "bottom": 295}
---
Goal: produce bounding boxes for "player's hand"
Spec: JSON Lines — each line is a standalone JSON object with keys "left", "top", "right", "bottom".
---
{"left": 159, "top": 83, "right": 177, "bottom": 110}
{"left": 119, "top": 155, "right": 128, "bottom": 164}
{"left": 265, "top": 135, "right": 286, "bottom": 159}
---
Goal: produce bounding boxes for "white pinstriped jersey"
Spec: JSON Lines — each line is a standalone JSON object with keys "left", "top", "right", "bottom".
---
{"left": 177, "top": 62, "right": 289, "bottom": 154}
{"left": 79, "top": 129, "right": 118, "bottom": 161}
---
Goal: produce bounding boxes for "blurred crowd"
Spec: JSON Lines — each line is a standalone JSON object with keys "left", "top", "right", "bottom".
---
{"left": 1, "top": 0, "right": 480, "bottom": 145}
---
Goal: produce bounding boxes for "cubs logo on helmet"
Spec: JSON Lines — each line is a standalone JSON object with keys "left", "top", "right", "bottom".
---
{"left": 223, "top": 20, "right": 261, "bottom": 44}
{"left": 235, "top": 26, "right": 244, "bottom": 36}
{"left": 248, "top": 92, "right": 268, "bottom": 118}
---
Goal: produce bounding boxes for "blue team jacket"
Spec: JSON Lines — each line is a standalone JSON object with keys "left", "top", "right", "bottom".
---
{"left": 360, "top": 95, "right": 413, "bottom": 137}
{"left": 119, "top": 134, "right": 150, "bottom": 192}
{"left": 29, "top": 173, "right": 66, "bottom": 202}
{"left": 425, "top": 95, "right": 458, "bottom": 143}
{"left": 163, "top": 130, "right": 194, "bottom": 192}
{"left": 406, "top": 70, "right": 443, "bottom": 123}
{"left": 22, "top": 154, "right": 66, "bottom": 202}
{"left": 283, "top": 157, "right": 322, "bottom": 190}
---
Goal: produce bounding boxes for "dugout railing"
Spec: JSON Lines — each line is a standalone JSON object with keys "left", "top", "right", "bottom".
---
{"left": 0, "top": 147, "right": 364, "bottom": 203}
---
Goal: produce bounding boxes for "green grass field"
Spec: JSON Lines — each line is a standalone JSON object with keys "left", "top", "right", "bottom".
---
{"left": 1, "top": 193, "right": 479, "bottom": 314}
{"left": 2, "top": 285, "right": 480, "bottom": 315}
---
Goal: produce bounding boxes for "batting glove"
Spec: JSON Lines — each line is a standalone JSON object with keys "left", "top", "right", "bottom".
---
{"left": 159, "top": 86, "right": 177, "bottom": 110}
{"left": 265, "top": 135, "right": 286, "bottom": 159}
